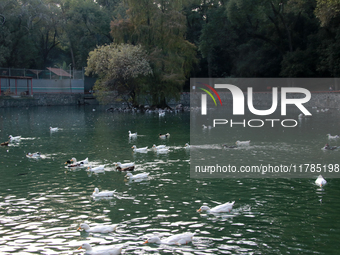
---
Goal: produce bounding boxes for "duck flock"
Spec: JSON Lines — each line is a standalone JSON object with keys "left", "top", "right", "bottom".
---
{"left": 2, "top": 127, "right": 204, "bottom": 254}
{"left": 1, "top": 117, "right": 333, "bottom": 254}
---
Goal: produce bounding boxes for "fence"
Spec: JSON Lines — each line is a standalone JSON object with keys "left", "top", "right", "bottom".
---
{"left": 33, "top": 79, "right": 84, "bottom": 94}
{"left": 0, "top": 67, "right": 84, "bottom": 80}
{"left": 0, "top": 67, "right": 85, "bottom": 95}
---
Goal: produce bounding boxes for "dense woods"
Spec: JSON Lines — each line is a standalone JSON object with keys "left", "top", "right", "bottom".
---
{"left": 1, "top": 0, "right": 340, "bottom": 104}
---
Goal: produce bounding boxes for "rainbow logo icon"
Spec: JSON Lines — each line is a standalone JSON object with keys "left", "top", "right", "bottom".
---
{"left": 197, "top": 82, "right": 223, "bottom": 106}
{"left": 197, "top": 82, "right": 222, "bottom": 115}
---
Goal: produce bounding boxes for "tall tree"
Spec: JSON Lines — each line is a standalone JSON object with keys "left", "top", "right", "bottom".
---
{"left": 0, "top": 9, "right": 11, "bottom": 66}
{"left": 60, "top": 0, "right": 114, "bottom": 69}
{"left": 27, "top": 0, "right": 62, "bottom": 68}
{"left": 224, "top": 0, "right": 319, "bottom": 77}
{"left": 196, "top": 0, "right": 237, "bottom": 77}
{"left": 0, "top": 0, "right": 37, "bottom": 67}
{"left": 111, "top": 0, "right": 197, "bottom": 107}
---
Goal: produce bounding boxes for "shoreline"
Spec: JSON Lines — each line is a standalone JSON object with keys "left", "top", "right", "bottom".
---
{"left": 0, "top": 91, "right": 339, "bottom": 109}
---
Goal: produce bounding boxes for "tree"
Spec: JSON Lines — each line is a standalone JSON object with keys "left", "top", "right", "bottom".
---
{"left": 59, "top": 0, "right": 114, "bottom": 69}
{"left": 0, "top": 0, "right": 36, "bottom": 67}
{"left": 314, "top": 0, "right": 340, "bottom": 80}
{"left": 315, "top": 0, "right": 340, "bottom": 26}
{"left": 0, "top": 13, "right": 11, "bottom": 66}
{"left": 27, "top": 0, "right": 62, "bottom": 68}
{"left": 195, "top": 0, "right": 237, "bottom": 77}
{"left": 111, "top": 0, "right": 197, "bottom": 107}
{"left": 0, "top": 0, "right": 117, "bottom": 69}
{"left": 85, "top": 43, "right": 153, "bottom": 106}
{"left": 222, "top": 0, "right": 320, "bottom": 77}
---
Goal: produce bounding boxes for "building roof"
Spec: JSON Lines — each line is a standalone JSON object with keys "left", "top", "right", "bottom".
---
{"left": 28, "top": 69, "right": 42, "bottom": 75}
{"left": 47, "top": 67, "right": 71, "bottom": 77}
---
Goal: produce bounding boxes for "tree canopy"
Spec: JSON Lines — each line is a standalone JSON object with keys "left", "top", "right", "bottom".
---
{"left": 2, "top": 0, "right": 340, "bottom": 103}
{"left": 111, "top": 0, "right": 197, "bottom": 107}
{"left": 0, "top": 0, "right": 120, "bottom": 69}
{"left": 85, "top": 43, "right": 152, "bottom": 105}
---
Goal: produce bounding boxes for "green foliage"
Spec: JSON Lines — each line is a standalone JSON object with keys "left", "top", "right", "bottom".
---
{"left": 280, "top": 49, "right": 316, "bottom": 77}
{"left": 0, "top": 18, "right": 11, "bottom": 66}
{"left": 316, "top": 26, "right": 340, "bottom": 76}
{"left": 86, "top": 44, "right": 152, "bottom": 80}
{"left": 315, "top": 0, "right": 340, "bottom": 26}
{"left": 85, "top": 43, "right": 152, "bottom": 105}
{"left": 2, "top": 0, "right": 340, "bottom": 94}
{"left": 0, "top": 0, "right": 114, "bottom": 69}
{"left": 0, "top": 0, "right": 37, "bottom": 67}
{"left": 59, "top": 0, "right": 115, "bottom": 69}
{"left": 111, "top": 0, "right": 197, "bottom": 107}
{"left": 192, "top": 0, "right": 322, "bottom": 77}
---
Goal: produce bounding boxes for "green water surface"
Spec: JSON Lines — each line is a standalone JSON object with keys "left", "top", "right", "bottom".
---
{"left": 0, "top": 105, "right": 339, "bottom": 254}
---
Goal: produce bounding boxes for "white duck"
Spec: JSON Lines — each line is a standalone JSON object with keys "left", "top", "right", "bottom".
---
{"left": 8, "top": 135, "right": 21, "bottom": 141}
{"left": 128, "top": 130, "right": 137, "bottom": 138}
{"left": 152, "top": 144, "right": 166, "bottom": 150}
{"left": 116, "top": 162, "right": 135, "bottom": 171}
{"left": 77, "top": 243, "right": 122, "bottom": 255}
{"left": 159, "top": 111, "right": 165, "bottom": 117}
{"left": 144, "top": 232, "right": 194, "bottom": 245}
{"left": 322, "top": 144, "right": 338, "bottom": 150}
{"left": 76, "top": 157, "right": 89, "bottom": 164}
{"left": 125, "top": 172, "right": 149, "bottom": 180}
{"left": 92, "top": 187, "right": 116, "bottom": 197}
{"left": 197, "top": 201, "right": 235, "bottom": 213}
{"left": 26, "top": 152, "right": 41, "bottom": 158}
{"left": 327, "top": 134, "right": 339, "bottom": 139}
{"left": 49, "top": 127, "right": 59, "bottom": 132}
{"left": 236, "top": 140, "right": 250, "bottom": 146}
{"left": 315, "top": 175, "right": 327, "bottom": 187}
{"left": 132, "top": 145, "right": 148, "bottom": 152}
{"left": 159, "top": 133, "right": 170, "bottom": 139}
{"left": 87, "top": 165, "right": 105, "bottom": 173}
{"left": 156, "top": 147, "right": 169, "bottom": 153}
{"left": 77, "top": 223, "right": 118, "bottom": 233}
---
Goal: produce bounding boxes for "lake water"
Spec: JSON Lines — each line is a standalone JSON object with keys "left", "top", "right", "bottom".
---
{"left": 0, "top": 105, "right": 340, "bottom": 254}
